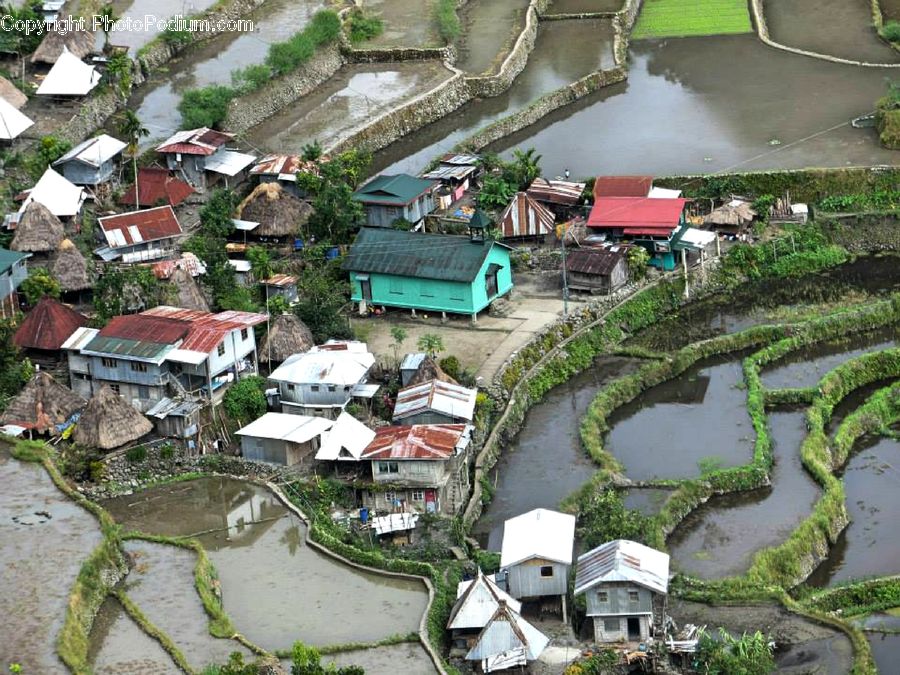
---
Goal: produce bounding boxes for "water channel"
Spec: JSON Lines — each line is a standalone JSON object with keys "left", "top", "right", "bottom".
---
{"left": 106, "top": 0, "right": 219, "bottom": 54}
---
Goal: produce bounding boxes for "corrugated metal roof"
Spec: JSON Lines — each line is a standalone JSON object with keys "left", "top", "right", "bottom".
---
{"left": 81, "top": 335, "right": 173, "bottom": 362}
{"left": 156, "top": 127, "right": 233, "bottom": 156}
{"left": 526, "top": 178, "right": 585, "bottom": 206}
{"left": 249, "top": 154, "right": 322, "bottom": 177}
{"left": 61, "top": 326, "right": 98, "bottom": 351}
{"left": 13, "top": 297, "right": 86, "bottom": 351}
{"left": 593, "top": 175, "right": 653, "bottom": 198}
{"left": 99, "top": 206, "right": 182, "bottom": 248}
{"left": 500, "top": 509, "right": 575, "bottom": 568}
{"left": 315, "top": 412, "right": 375, "bottom": 461}
{"left": 449, "top": 569, "right": 521, "bottom": 630}
{"left": 574, "top": 539, "right": 669, "bottom": 596}
{"left": 21, "top": 167, "right": 85, "bottom": 217}
{"left": 236, "top": 412, "right": 333, "bottom": 444}
{"left": 120, "top": 168, "right": 194, "bottom": 207}
{"left": 587, "top": 197, "right": 686, "bottom": 229}
{"left": 565, "top": 248, "right": 626, "bottom": 276}
{"left": 53, "top": 134, "right": 126, "bottom": 168}
{"left": 465, "top": 603, "right": 548, "bottom": 663}
{"left": 393, "top": 379, "right": 477, "bottom": 422}
{"left": 204, "top": 150, "right": 256, "bottom": 176}
{"left": 422, "top": 164, "right": 477, "bottom": 181}
{"left": 0, "top": 246, "right": 28, "bottom": 274}
{"left": 361, "top": 424, "right": 471, "bottom": 461}
{"left": 352, "top": 174, "right": 435, "bottom": 206}
{"left": 99, "top": 314, "right": 189, "bottom": 344}
{"left": 262, "top": 274, "right": 296, "bottom": 288}
{"left": 400, "top": 353, "right": 427, "bottom": 371}
{"left": 268, "top": 345, "right": 374, "bottom": 386}
{"left": 440, "top": 153, "right": 480, "bottom": 166}
{"left": 499, "top": 192, "right": 555, "bottom": 238}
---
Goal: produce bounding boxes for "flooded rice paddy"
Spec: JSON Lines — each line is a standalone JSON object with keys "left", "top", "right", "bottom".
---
{"left": 363, "top": 0, "right": 441, "bottom": 48}
{"left": 102, "top": 477, "right": 428, "bottom": 651}
{"left": 281, "top": 642, "right": 439, "bottom": 674}
{"left": 547, "top": 0, "right": 623, "bottom": 12}
{"left": 621, "top": 487, "right": 672, "bottom": 516}
{"left": 867, "top": 631, "right": 900, "bottom": 674}
{"left": 88, "top": 597, "right": 176, "bottom": 673}
{"left": 106, "top": 0, "right": 219, "bottom": 53}
{"left": 455, "top": 0, "right": 530, "bottom": 74}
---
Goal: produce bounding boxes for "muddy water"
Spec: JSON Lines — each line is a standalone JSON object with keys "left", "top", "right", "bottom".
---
{"left": 245, "top": 61, "right": 453, "bottom": 154}
{"left": 807, "top": 436, "right": 900, "bottom": 587}
{"left": 281, "top": 642, "right": 439, "bottom": 674}
{"left": 765, "top": 0, "right": 900, "bottom": 63}
{"left": 106, "top": 0, "right": 219, "bottom": 53}
{"left": 473, "top": 356, "right": 640, "bottom": 549}
{"left": 490, "top": 34, "right": 896, "bottom": 177}
{"left": 129, "top": 0, "right": 325, "bottom": 147}
{"left": 87, "top": 597, "right": 176, "bottom": 673}
{"left": 621, "top": 487, "right": 672, "bottom": 516}
{"left": 761, "top": 327, "right": 899, "bottom": 390}
{"left": 455, "top": 0, "right": 530, "bottom": 74}
{"left": 667, "top": 410, "right": 819, "bottom": 578}
{"left": 0, "top": 446, "right": 103, "bottom": 673}
{"left": 103, "top": 478, "right": 428, "bottom": 650}
{"left": 605, "top": 355, "right": 753, "bottom": 481}
{"left": 828, "top": 379, "right": 899, "bottom": 433}
{"left": 882, "top": 0, "right": 900, "bottom": 21}
{"left": 373, "top": 18, "right": 615, "bottom": 175}
{"left": 548, "top": 0, "right": 622, "bottom": 12}
{"left": 363, "top": 0, "right": 441, "bottom": 48}
{"left": 868, "top": 632, "right": 900, "bottom": 675}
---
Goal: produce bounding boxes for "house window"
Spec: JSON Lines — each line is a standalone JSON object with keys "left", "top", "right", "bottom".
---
{"left": 311, "top": 385, "right": 320, "bottom": 392}
{"left": 378, "top": 461, "right": 399, "bottom": 474}
{"left": 604, "top": 618, "right": 620, "bottom": 633}
{"left": 327, "top": 385, "right": 336, "bottom": 392}
{"left": 138, "top": 385, "right": 150, "bottom": 399}
{"left": 411, "top": 489, "right": 424, "bottom": 502}
{"left": 628, "top": 590, "right": 640, "bottom": 603}
{"left": 540, "top": 566, "right": 554, "bottom": 578}
{"left": 597, "top": 591, "right": 609, "bottom": 603}
{"left": 287, "top": 384, "right": 295, "bottom": 392}
{"left": 384, "top": 491, "right": 396, "bottom": 504}
{"left": 130, "top": 362, "right": 148, "bottom": 373}
{"left": 241, "top": 328, "right": 249, "bottom": 341}
{"left": 389, "top": 278, "right": 403, "bottom": 295}
{"left": 109, "top": 384, "right": 120, "bottom": 394}
{"left": 101, "top": 357, "right": 117, "bottom": 368}
{"left": 217, "top": 342, "right": 226, "bottom": 357}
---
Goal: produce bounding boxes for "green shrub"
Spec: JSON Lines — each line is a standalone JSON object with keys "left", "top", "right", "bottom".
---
{"left": 347, "top": 9, "right": 384, "bottom": 43}
{"left": 882, "top": 21, "right": 900, "bottom": 43}
{"left": 439, "top": 355, "right": 461, "bottom": 380}
{"left": 222, "top": 376, "right": 267, "bottom": 425}
{"left": 231, "top": 64, "right": 270, "bottom": 94}
{"left": 877, "top": 108, "right": 900, "bottom": 151}
{"left": 159, "top": 444, "right": 175, "bottom": 460}
{"left": 178, "top": 85, "right": 236, "bottom": 129}
{"left": 125, "top": 445, "right": 147, "bottom": 463}
{"left": 433, "top": 0, "right": 460, "bottom": 44}
{"left": 162, "top": 27, "right": 192, "bottom": 47}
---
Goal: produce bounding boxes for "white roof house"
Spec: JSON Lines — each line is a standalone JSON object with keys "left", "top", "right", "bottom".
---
{"left": 204, "top": 150, "right": 256, "bottom": 177}
{"left": 236, "top": 412, "right": 333, "bottom": 445}
{"left": 0, "top": 97, "right": 34, "bottom": 140}
{"left": 574, "top": 539, "right": 670, "bottom": 597}
{"left": 500, "top": 508, "right": 576, "bottom": 569}
{"left": 393, "top": 379, "right": 477, "bottom": 423}
{"left": 269, "top": 341, "right": 375, "bottom": 387}
{"left": 315, "top": 412, "right": 376, "bottom": 461}
{"left": 648, "top": 187, "right": 682, "bottom": 199}
{"left": 53, "top": 134, "right": 126, "bottom": 169}
{"left": 20, "top": 167, "right": 86, "bottom": 217}
{"left": 466, "top": 603, "right": 549, "bottom": 671}
{"left": 36, "top": 47, "right": 100, "bottom": 96}
{"left": 448, "top": 569, "right": 521, "bottom": 631}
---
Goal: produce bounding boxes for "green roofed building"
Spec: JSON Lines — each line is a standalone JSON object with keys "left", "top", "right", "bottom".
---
{"left": 352, "top": 174, "right": 437, "bottom": 227}
{"left": 0, "top": 246, "right": 28, "bottom": 318}
{"left": 343, "top": 228, "right": 513, "bottom": 320}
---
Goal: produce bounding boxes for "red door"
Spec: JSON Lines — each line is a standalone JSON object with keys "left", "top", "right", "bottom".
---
{"left": 424, "top": 489, "right": 437, "bottom": 513}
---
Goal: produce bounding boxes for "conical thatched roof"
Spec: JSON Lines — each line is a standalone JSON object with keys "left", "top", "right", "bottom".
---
{"left": 169, "top": 266, "right": 209, "bottom": 311}
{"left": 11, "top": 201, "right": 65, "bottom": 252}
{"left": 407, "top": 355, "right": 458, "bottom": 386}
{"left": 258, "top": 313, "right": 314, "bottom": 364}
{"left": 52, "top": 239, "right": 92, "bottom": 292}
{"left": 237, "top": 182, "right": 313, "bottom": 238}
{"left": 30, "top": 10, "right": 94, "bottom": 65}
{"left": 704, "top": 201, "right": 756, "bottom": 227}
{"left": 0, "top": 76, "right": 27, "bottom": 109}
{"left": 73, "top": 385, "right": 153, "bottom": 451}
{"left": 0, "top": 371, "right": 86, "bottom": 433}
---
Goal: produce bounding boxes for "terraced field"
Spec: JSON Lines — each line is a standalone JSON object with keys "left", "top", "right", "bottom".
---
{"left": 632, "top": 0, "right": 753, "bottom": 38}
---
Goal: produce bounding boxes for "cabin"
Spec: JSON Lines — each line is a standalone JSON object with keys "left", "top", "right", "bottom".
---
{"left": 249, "top": 154, "right": 320, "bottom": 198}
{"left": 145, "top": 396, "right": 202, "bottom": 440}
{"left": 15, "top": 167, "right": 86, "bottom": 223}
{"left": 343, "top": 228, "right": 513, "bottom": 321}
{"left": 35, "top": 47, "right": 99, "bottom": 97}
{"left": 12, "top": 297, "right": 86, "bottom": 365}
{"left": 155, "top": 128, "right": 254, "bottom": 190}
{"left": 96, "top": 206, "right": 184, "bottom": 263}
{"left": 261, "top": 274, "right": 298, "bottom": 304}
{"left": 352, "top": 174, "right": 436, "bottom": 227}
{"left": 236, "top": 412, "right": 333, "bottom": 467}
{"left": 448, "top": 568, "right": 522, "bottom": 655}
{"left": 267, "top": 340, "right": 376, "bottom": 418}
{"left": 465, "top": 602, "right": 549, "bottom": 672}
{"left": 500, "top": 508, "right": 576, "bottom": 617}
{"left": 498, "top": 192, "right": 555, "bottom": 240}
{"left": 257, "top": 314, "right": 314, "bottom": 367}
{"left": 565, "top": 246, "right": 629, "bottom": 294}
{"left": 574, "top": 540, "right": 670, "bottom": 644}
{"left": 120, "top": 168, "right": 195, "bottom": 209}
{"left": 0, "top": 247, "right": 28, "bottom": 318}
{"left": 359, "top": 424, "right": 473, "bottom": 515}
{"left": 52, "top": 134, "right": 126, "bottom": 185}
{"left": 0, "top": 97, "right": 34, "bottom": 143}
{"left": 73, "top": 385, "right": 153, "bottom": 451}
{"left": 526, "top": 177, "right": 585, "bottom": 218}
{"left": 392, "top": 379, "right": 476, "bottom": 425}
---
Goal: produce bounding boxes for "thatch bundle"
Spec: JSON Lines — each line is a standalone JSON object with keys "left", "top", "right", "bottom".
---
{"left": 73, "top": 385, "right": 153, "bottom": 451}
{"left": 169, "top": 266, "right": 209, "bottom": 311}
{"left": 237, "top": 182, "right": 313, "bottom": 237}
{"left": 52, "top": 239, "right": 93, "bottom": 292}
{"left": 0, "top": 76, "right": 27, "bottom": 109}
{"left": 704, "top": 201, "right": 756, "bottom": 228}
{"left": 407, "top": 355, "right": 458, "bottom": 386}
{"left": 0, "top": 371, "right": 86, "bottom": 433}
{"left": 11, "top": 202, "right": 65, "bottom": 252}
{"left": 258, "top": 313, "right": 314, "bottom": 364}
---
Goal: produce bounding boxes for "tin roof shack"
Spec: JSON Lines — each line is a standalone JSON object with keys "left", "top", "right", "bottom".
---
{"left": 465, "top": 602, "right": 549, "bottom": 673}
{"left": 344, "top": 228, "right": 513, "bottom": 321}
{"left": 592, "top": 175, "right": 653, "bottom": 199}
{"left": 500, "top": 508, "right": 576, "bottom": 618}
{"left": 574, "top": 540, "right": 669, "bottom": 645}
{"left": 448, "top": 568, "right": 521, "bottom": 655}
{"left": 0, "top": 247, "right": 28, "bottom": 318}
{"left": 352, "top": 174, "right": 437, "bottom": 227}
{"left": 249, "top": 154, "right": 321, "bottom": 198}
{"left": 52, "top": 134, "right": 126, "bottom": 185}
{"left": 268, "top": 340, "right": 376, "bottom": 419}
{"left": 314, "top": 412, "right": 376, "bottom": 474}
{"left": 526, "top": 178, "right": 585, "bottom": 218}
{"left": 393, "top": 379, "right": 476, "bottom": 425}
{"left": 261, "top": 274, "right": 298, "bottom": 304}
{"left": 498, "top": 192, "right": 555, "bottom": 240}
{"left": 120, "top": 168, "right": 195, "bottom": 208}
{"left": 156, "top": 128, "right": 254, "bottom": 190}
{"left": 423, "top": 154, "right": 480, "bottom": 211}
{"left": 145, "top": 397, "right": 202, "bottom": 440}
{"left": 359, "top": 423, "right": 473, "bottom": 515}
{"left": 400, "top": 352, "right": 428, "bottom": 387}
{"left": 13, "top": 296, "right": 86, "bottom": 365}
{"left": 565, "top": 246, "right": 629, "bottom": 295}
{"left": 97, "top": 206, "right": 183, "bottom": 263}
{"left": 236, "top": 412, "right": 333, "bottom": 467}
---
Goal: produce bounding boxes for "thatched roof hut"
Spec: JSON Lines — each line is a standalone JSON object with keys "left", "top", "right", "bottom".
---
{"left": 169, "top": 266, "right": 209, "bottom": 311}
{"left": 258, "top": 313, "right": 314, "bottom": 364}
{"left": 0, "top": 371, "right": 86, "bottom": 433}
{"left": 11, "top": 201, "right": 65, "bottom": 253}
{"left": 407, "top": 355, "right": 458, "bottom": 386}
{"left": 0, "top": 76, "right": 27, "bottom": 109}
{"left": 73, "top": 385, "right": 153, "bottom": 451}
{"left": 704, "top": 200, "right": 756, "bottom": 230}
{"left": 30, "top": 8, "right": 94, "bottom": 65}
{"left": 52, "top": 239, "right": 92, "bottom": 292}
{"left": 237, "top": 182, "right": 313, "bottom": 238}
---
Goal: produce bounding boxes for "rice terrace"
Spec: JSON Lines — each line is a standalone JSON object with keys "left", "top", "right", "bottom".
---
{"left": 632, "top": 0, "right": 753, "bottom": 39}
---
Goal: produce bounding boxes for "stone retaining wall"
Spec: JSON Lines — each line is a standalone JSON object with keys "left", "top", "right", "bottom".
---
{"left": 346, "top": 46, "right": 454, "bottom": 63}
{"left": 57, "top": 90, "right": 121, "bottom": 145}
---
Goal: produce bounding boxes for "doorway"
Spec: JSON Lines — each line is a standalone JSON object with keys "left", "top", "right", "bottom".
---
{"left": 627, "top": 617, "right": 641, "bottom": 641}
{"left": 360, "top": 278, "right": 372, "bottom": 302}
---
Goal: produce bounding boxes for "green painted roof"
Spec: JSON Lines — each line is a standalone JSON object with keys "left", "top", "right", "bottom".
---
{"left": 343, "top": 228, "right": 510, "bottom": 283}
{"left": 0, "top": 247, "right": 27, "bottom": 275}
{"left": 82, "top": 335, "right": 172, "bottom": 362}
{"left": 352, "top": 174, "right": 435, "bottom": 206}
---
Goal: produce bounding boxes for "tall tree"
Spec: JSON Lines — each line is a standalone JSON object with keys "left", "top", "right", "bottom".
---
{"left": 117, "top": 111, "right": 149, "bottom": 210}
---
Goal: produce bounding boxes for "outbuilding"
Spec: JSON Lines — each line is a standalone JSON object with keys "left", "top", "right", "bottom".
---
{"left": 392, "top": 379, "right": 476, "bottom": 425}
{"left": 236, "top": 412, "right": 333, "bottom": 467}
{"left": 565, "top": 246, "right": 629, "bottom": 294}
{"left": 52, "top": 134, "right": 127, "bottom": 185}
{"left": 352, "top": 174, "right": 436, "bottom": 227}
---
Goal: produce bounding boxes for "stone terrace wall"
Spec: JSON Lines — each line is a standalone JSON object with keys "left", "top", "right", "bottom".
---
{"left": 346, "top": 46, "right": 454, "bottom": 63}
{"left": 57, "top": 90, "right": 121, "bottom": 145}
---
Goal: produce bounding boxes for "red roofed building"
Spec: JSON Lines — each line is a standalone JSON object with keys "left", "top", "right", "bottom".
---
{"left": 592, "top": 175, "right": 653, "bottom": 199}
{"left": 358, "top": 423, "right": 473, "bottom": 515}
{"left": 156, "top": 127, "right": 254, "bottom": 190}
{"left": 120, "top": 168, "right": 194, "bottom": 208}
{"left": 98, "top": 206, "right": 183, "bottom": 263}
{"left": 13, "top": 296, "right": 86, "bottom": 358}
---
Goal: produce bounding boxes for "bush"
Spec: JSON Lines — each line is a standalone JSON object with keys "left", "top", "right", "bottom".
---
{"left": 222, "top": 376, "right": 267, "bottom": 425}
{"left": 159, "top": 443, "right": 175, "bottom": 460}
{"left": 347, "top": 9, "right": 384, "bottom": 43}
{"left": 439, "top": 355, "right": 461, "bottom": 380}
{"left": 162, "top": 27, "right": 192, "bottom": 47}
{"left": 126, "top": 446, "right": 147, "bottom": 463}
{"left": 882, "top": 21, "right": 900, "bottom": 43}
{"left": 178, "top": 85, "right": 236, "bottom": 129}
{"left": 434, "top": 0, "right": 460, "bottom": 43}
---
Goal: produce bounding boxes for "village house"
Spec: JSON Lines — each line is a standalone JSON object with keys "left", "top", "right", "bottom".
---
{"left": 400, "top": 353, "right": 428, "bottom": 387}
{"left": 565, "top": 246, "right": 629, "bottom": 294}
{"left": 261, "top": 274, "right": 298, "bottom": 304}
{"left": 0, "top": 97, "right": 34, "bottom": 143}
{"left": 593, "top": 175, "right": 654, "bottom": 199}
{"left": 249, "top": 154, "right": 320, "bottom": 198}
{"left": 236, "top": 412, "right": 333, "bottom": 467}
{"left": 422, "top": 154, "right": 480, "bottom": 210}
{"left": 120, "top": 168, "right": 195, "bottom": 209}
{"left": 52, "top": 134, "right": 127, "bottom": 185}
{"left": 314, "top": 411, "right": 375, "bottom": 466}
{"left": 526, "top": 177, "right": 586, "bottom": 218}
{"left": 359, "top": 423, "right": 473, "bottom": 515}
{"left": 352, "top": 174, "right": 436, "bottom": 227}
{"left": 392, "top": 379, "right": 477, "bottom": 425}
{"left": 236, "top": 182, "right": 314, "bottom": 244}
{"left": 498, "top": 192, "right": 555, "bottom": 240}
{"left": 257, "top": 313, "right": 314, "bottom": 367}
{"left": 0, "top": 246, "right": 28, "bottom": 318}
{"left": 14, "top": 167, "right": 86, "bottom": 223}
{"left": 574, "top": 539, "right": 670, "bottom": 644}
{"left": 0, "top": 371, "right": 85, "bottom": 437}
{"left": 500, "top": 508, "right": 576, "bottom": 618}
{"left": 73, "top": 385, "right": 153, "bottom": 451}
{"left": 448, "top": 568, "right": 522, "bottom": 654}
{"left": 343, "top": 228, "right": 514, "bottom": 321}
{"left": 12, "top": 296, "right": 87, "bottom": 366}
{"left": 155, "top": 128, "right": 255, "bottom": 190}
{"left": 465, "top": 601, "right": 550, "bottom": 673}
{"left": 145, "top": 397, "right": 202, "bottom": 440}
{"left": 52, "top": 239, "right": 93, "bottom": 300}
{"left": 35, "top": 47, "right": 100, "bottom": 98}
{"left": 267, "top": 340, "right": 376, "bottom": 418}
{"left": 96, "top": 206, "right": 184, "bottom": 263}
{"left": 0, "top": 76, "right": 28, "bottom": 110}
{"left": 9, "top": 201, "right": 64, "bottom": 258}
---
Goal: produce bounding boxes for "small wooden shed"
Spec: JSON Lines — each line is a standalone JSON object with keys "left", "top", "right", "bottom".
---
{"left": 565, "top": 246, "right": 629, "bottom": 294}
{"left": 236, "top": 412, "right": 333, "bottom": 467}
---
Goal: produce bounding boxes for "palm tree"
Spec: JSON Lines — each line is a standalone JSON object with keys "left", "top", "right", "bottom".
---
{"left": 97, "top": 4, "right": 120, "bottom": 51}
{"left": 511, "top": 147, "right": 542, "bottom": 190}
{"left": 117, "top": 111, "right": 149, "bottom": 210}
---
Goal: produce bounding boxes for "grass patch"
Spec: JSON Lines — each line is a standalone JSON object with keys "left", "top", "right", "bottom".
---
{"left": 632, "top": 0, "right": 753, "bottom": 39}
{"left": 433, "top": 0, "right": 461, "bottom": 44}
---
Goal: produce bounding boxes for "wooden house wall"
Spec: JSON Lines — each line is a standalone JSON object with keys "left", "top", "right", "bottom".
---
{"left": 60, "top": 159, "right": 115, "bottom": 186}
{"left": 506, "top": 558, "right": 568, "bottom": 599}
{"left": 240, "top": 436, "right": 316, "bottom": 466}
{"left": 585, "top": 582, "right": 654, "bottom": 616}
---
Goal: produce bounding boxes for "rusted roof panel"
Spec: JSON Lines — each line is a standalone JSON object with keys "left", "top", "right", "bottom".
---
{"left": 156, "top": 127, "right": 233, "bottom": 155}
{"left": 499, "top": 192, "right": 555, "bottom": 238}
{"left": 98, "top": 205, "right": 182, "bottom": 248}
{"left": 262, "top": 274, "right": 297, "bottom": 287}
{"left": 592, "top": 175, "right": 653, "bottom": 198}
{"left": 565, "top": 247, "right": 626, "bottom": 276}
{"left": 527, "top": 178, "right": 585, "bottom": 206}
{"left": 98, "top": 314, "right": 189, "bottom": 344}
{"left": 13, "top": 297, "right": 86, "bottom": 351}
{"left": 361, "top": 424, "right": 469, "bottom": 461}
{"left": 587, "top": 197, "right": 686, "bottom": 229}
{"left": 120, "top": 168, "right": 194, "bottom": 208}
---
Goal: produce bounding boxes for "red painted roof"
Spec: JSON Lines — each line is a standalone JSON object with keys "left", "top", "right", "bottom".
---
{"left": 362, "top": 424, "right": 468, "bottom": 461}
{"left": 593, "top": 176, "right": 653, "bottom": 198}
{"left": 139, "top": 306, "right": 267, "bottom": 353}
{"left": 13, "top": 297, "right": 86, "bottom": 351}
{"left": 98, "top": 315, "right": 190, "bottom": 344}
{"left": 587, "top": 197, "right": 686, "bottom": 230}
{"left": 120, "top": 168, "right": 194, "bottom": 208}
{"left": 98, "top": 206, "right": 183, "bottom": 247}
{"left": 156, "top": 128, "right": 234, "bottom": 156}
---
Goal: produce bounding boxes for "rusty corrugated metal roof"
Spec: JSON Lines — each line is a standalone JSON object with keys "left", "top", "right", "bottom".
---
{"left": 13, "top": 297, "right": 86, "bottom": 351}
{"left": 99, "top": 205, "right": 182, "bottom": 248}
{"left": 499, "top": 192, "right": 555, "bottom": 238}
{"left": 593, "top": 175, "right": 653, "bottom": 198}
{"left": 361, "top": 424, "right": 469, "bottom": 461}
{"left": 156, "top": 128, "right": 233, "bottom": 156}
{"left": 565, "top": 247, "right": 626, "bottom": 276}
{"left": 527, "top": 178, "right": 585, "bottom": 206}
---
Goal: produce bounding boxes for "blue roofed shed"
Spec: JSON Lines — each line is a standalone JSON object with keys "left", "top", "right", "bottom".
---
{"left": 352, "top": 174, "right": 437, "bottom": 227}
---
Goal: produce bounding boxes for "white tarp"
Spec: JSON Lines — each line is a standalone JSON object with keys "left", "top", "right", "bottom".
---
{"left": 20, "top": 167, "right": 86, "bottom": 217}
{"left": 205, "top": 151, "right": 255, "bottom": 176}
{"left": 0, "top": 97, "right": 33, "bottom": 140}
{"left": 315, "top": 412, "right": 375, "bottom": 461}
{"left": 679, "top": 227, "right": 717, "bottom": 249}
{"left": 372, "top": 512, "right": 418, "bottom": 535}
{"left": 36, "top": 47, "right": 100, "bottom": 96}
{"left": 53, "top": 134, "right": 126, "bottom": 167}
{"left": 648, "top": 187, "right": 682, "bottom": 199}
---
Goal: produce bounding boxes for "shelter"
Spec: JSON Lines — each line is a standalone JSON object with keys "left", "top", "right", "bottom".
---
{"left": 52, "top": 134, "right": 126, "bottom": 185}
{"left": 0, "top": 371, "right": 85, "bottom": 434}
{"left": 249, "top": 154, "right": 321, "bottom": 197}
{"left": 30, "top": 14, "right": 94, "bottom": 64}
{"left": 13, "top": 296, "right": 86, "bottom": 357}
{"left": 72, "top": 385, "right": 153, "bottom": 450}
{"left": 565, "top": 246, "right": 629, "bottom": 294}
{"left": 498, "top": 192, "right": 555, "bottom": 239}
{"left": 465, "top": 602, "right": 549, "bottom": 672}
{"left": 10, "top": 201, "right": 65, "bottom": 253}
{"left": 703, "top": 199, "right": 756, "bottom": 234}
{"left": 52, "top": 239, "right": 93, "bottom": 294}
{"left": 574, "top": 539, "right": 670, "bottom": 644}
{"left": 168, "top": 266, "right": 209, "bottom": 312}
{"left": 155, "top": 128, "right": 240, "bottom": 189}
{"left": 17, "top": 167, "right": 86, "bottom": 220}
{"left": 258, "top": 313, "right": 314, "bottom": 365}
{"left": 448, "top": 568, "right": 521, "bottom": 653}
{"left": 526, "top": 177, "right": 585, "bottom": 217}
{"left": 353, "top": 174, "right": 436, "bottom": 227}
{"left": 237, "top": 182, "right": 313, "bottom": 240}
{"left": 592, "top": 175, "right": 653, "bottom": 199}
{"left": 423, "top": 154, "right": 479, "bottom": 207}
{"left": 145, "top": 396, "right": 201, "bottom": 439}
{"left": 35, "top": 47, "right": 100, "bottom": 97}
{"left": 97, "top": 206, "right": 183, "bottom": 263}
{"left": 500, "top": 508, "right": 575, "bottom": 616}
{"left": 261, "top": 274, "right": 298, "bottom": 304}
{"left": 314, "top": 411, "right": 375, "bottom": 463}
{"left": 0, "top": 247, "right": 28, "bottom": 317}
{"left": 236, "top": 412, "right": 333, "bottom": 467}
{"left": 0, "top": 97, "right": 33, "bottom": 141}
{"left": 120, "top": 168, "right": 195, "bottom": 208}
{"left": 0, "top": 77, "right": 28, "bottom": 109}
{"left": 393, "top": 379, "right": 476, "bottom": 425}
